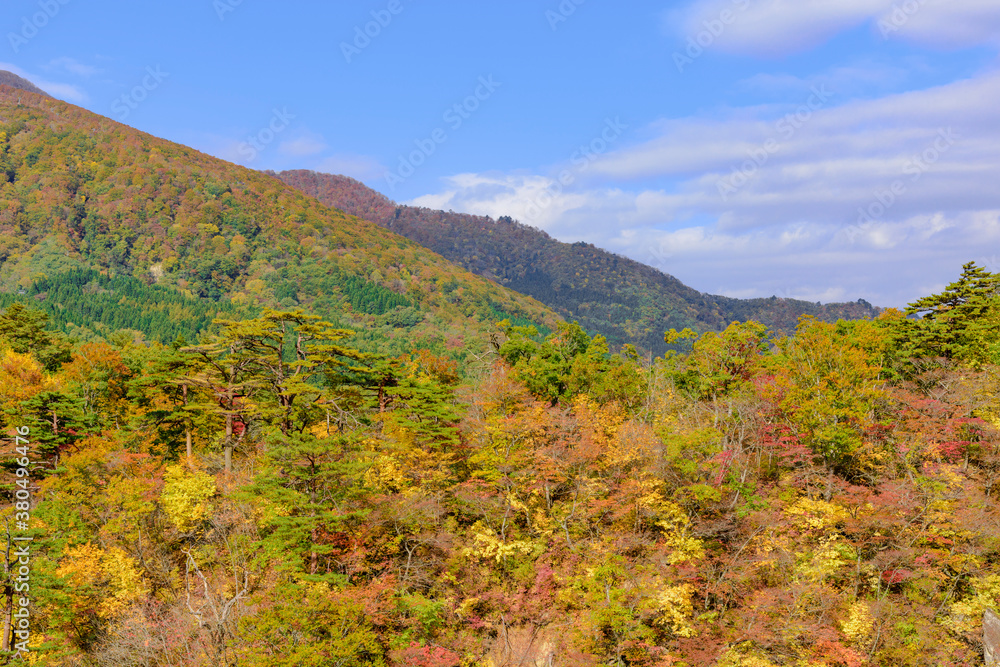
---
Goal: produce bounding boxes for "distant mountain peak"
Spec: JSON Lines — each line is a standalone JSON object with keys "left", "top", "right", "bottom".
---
{"left": 279, "top": 169, "right": 883, "bottom": 354}
{"left": 0, "top": 70, "right": 50, "bottom": 98}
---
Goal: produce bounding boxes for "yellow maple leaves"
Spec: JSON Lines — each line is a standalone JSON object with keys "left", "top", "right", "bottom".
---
{"left": 785, "top": 497, "right": 849, "bottom": 532}
{"left": 842, "top": 600, "right": 875, "bottom": 643}
{"left": 0, "top": 346, "right": 53, "bottom": 404}
{"left": 56, "top": 543, "right": 146, "bottom": 619}
{"left": 362, "top": 454, "right": 408, "bottom": 494}
{"left": 653, "top": 583, "right": 697, "bottom": 637}
{"left": 655, "top": 499, "right": 706, "bottom": 565}
{"left": 161, "top": 464, "right": 217, "bottom": 532}
{"left": 463, "top": 522, "right": 534, "bottom": 564}
{"left": 942, "top": 573, "right": 1000, "bottom": 635}
{"left": 716, "top": 648, "right": 780, "bottom": 667}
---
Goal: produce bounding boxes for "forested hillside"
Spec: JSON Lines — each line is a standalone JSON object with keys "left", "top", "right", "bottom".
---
{"left": 2, "top": 261, "right": 999, "bottom": 665}
{"left": 0, "top": 83, "right": 557, "bottom": 361}
{"left": 0, "top": 72, "right": 49, "bottom": 98}
{"left": 276, "top": 170, "right": 880, "bottom": 355}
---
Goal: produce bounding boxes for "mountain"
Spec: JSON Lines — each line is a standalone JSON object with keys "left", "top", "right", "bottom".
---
{"left": 0, "top": 70, "right": 50, "bottom": 97}
{"left": 275, "top": 170, "right": 881, "bottom": 355}
{"left": 0, "top": 86, "right": 558, "bottom": 358}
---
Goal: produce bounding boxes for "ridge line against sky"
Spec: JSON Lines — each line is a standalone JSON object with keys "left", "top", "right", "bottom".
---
{"left": 4, "top": 0, "right": 1000, "bottom": 307}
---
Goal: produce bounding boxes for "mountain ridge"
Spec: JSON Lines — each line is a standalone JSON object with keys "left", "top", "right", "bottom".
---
{"left": 0, "top": 87, "right": 558, "bottom": 359}
{"left": 275, "top": 169, "right": 881, "bottom": 355}
{"left": 0, "top": 70, "right": 50, "bottom": 98}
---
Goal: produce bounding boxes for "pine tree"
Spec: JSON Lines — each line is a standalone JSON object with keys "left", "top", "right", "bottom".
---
{"left": 902, "top": 261, "right": 1000, "bottom": 365}
{"left": 208, "top": 309, "right": 364, "bottom": 437}
{"left": 385, "top": 356, "right": 462, "bottom": 452}
{"left": 180, "top": 337, "right": 262, "bottom": 473}
{"left": 0, "top": 303, "right": 71, "bottom": 371}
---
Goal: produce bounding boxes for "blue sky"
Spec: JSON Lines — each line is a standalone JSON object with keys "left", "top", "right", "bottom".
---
{"left": 5, "top": 0, "right": 1000, "bottom": 307}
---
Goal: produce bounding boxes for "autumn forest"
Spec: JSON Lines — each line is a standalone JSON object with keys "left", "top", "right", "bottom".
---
{"left": 1, "top": 255, "right": 999, "bottom": 666}
{"left": 2, "top": 78, "right": 1000, "bottom": 667}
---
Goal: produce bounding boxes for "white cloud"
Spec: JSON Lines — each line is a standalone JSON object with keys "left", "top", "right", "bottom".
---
{"left": 737, "top": 61, "right": 914, "bottom": 97}
{"left": 278, "top": 132, "right": 328, "bottom": 158}
{"left": 881, "top": 0, "right": 1000, "bottom": 48}
{"left": 410, "top": 68, "right": 1000, "bottom": 307}
{"left": 675, "top": 0, "right": 1000, "bottom": 56}
{"left": 194, "top": 134, "right": 250, "bottom": 165}
{"left": 45, "top": 57, "right": 99, "bottom": 77}
{"left": 314, "top": 153, "right": 386, "bottom": 181}
{"left": 408, "top": 172, "right": 636, "bottom": 240}
{"left": 586, "top": 71, "right": 1000, "bottom": 230}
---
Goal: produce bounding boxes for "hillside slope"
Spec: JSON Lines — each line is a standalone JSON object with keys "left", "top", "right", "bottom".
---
{"left": 0, "top": 84, "right": 558, "bottom": 357}
{"left": 0, "top": 70, "right": 50, "bottom": 97}
{"left": 276, "top": 170, "right": 880, "bottom": 354}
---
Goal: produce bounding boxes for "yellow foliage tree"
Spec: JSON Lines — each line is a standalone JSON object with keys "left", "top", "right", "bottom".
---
{"left": 0, "top": 346, "right": 52, "bottom": 406}
{"left": 161, "top": 465, "right": 217, "bottom": 532}
{"left": 56, "top": 543, "right": 146, "bottom": 619}
{"left": 653, "top": 583, "right": 698, "bottom": 637}
{"left": 842, "top": 600, "right": 875, "bottom": 644}
{"left": 943, "top": 573, "right": 1000, "bottom": 636}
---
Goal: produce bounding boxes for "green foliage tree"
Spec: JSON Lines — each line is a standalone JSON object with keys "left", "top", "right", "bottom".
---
{"left": 125, "top": 340, "right": 202, "bottom": 462}
{"left": 772, "top": 316, "right": 888, "bottom": 491}
{"left": 498, "top": 320, "right": 645, "bottom": 407}
{"left": 10, "top": 247, "right": 1000, "bottom": 666}
{"left": 237, "top": 581, "right": 387, "bottom": 666}
{"left": 207, "top": 309, "right": 363, "bottom": 437}
{"left": 16, "top": 390, "right": 90, "bottom": 463}
{"left": 180, "top": 337, "right": 260, "bottom": 473}
{"left": 668, "top": 320, "right": 770, "bottom": 400}
{"left": 0, "top": 303, "right": 71, "bottom": 371}
{"left": 901, "top": 261, "right": 1000, "bottom": 366}
{"left": 383, "top": 354, "right": 462, "bottom": 452}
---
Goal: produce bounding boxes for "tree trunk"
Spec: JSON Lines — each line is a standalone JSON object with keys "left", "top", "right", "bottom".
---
{"left": 309, "top": 485, "right": 318, "bottom": 574}
{"left": 310, "top": 527, "right": 318, "bottom": 575}
{"left": 1, "top": 586, "right": 9, "bottom": 653}
{"left": 281, "top": 395, "right": 292, "bottom": 437}
{"left": 225, "top": 403, "right": 234, "bottom": 473}
{"left": 183, "top": 383, "right": 192, "bottom": 464}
